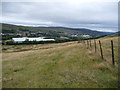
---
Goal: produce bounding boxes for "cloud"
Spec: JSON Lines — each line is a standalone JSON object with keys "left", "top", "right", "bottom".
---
{"left": 1, "top": 0, "right": 118, "bottom": 32}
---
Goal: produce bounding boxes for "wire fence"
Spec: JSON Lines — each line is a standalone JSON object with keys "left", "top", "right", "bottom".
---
{"left": 79, "top": 38, "right": 118, "bottom": 66}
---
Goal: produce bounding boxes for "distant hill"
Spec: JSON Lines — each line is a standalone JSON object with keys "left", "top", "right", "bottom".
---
{"left": 66, "top": 28, "right": 112, "bottom": 36}
{"left": 2, "top": 23, "right": 112, "bottom": 37}
{"left": 35, "top": 27, "right": 112, "bottom": 36}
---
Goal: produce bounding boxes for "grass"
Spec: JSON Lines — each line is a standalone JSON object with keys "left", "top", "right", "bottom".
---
{"left": 2, "top": 36, "right": 118, "bottom": 88}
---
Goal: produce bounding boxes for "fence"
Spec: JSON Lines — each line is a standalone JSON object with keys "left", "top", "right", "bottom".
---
{"left": 79, "top": 38, "right": 117, "bottom": 66}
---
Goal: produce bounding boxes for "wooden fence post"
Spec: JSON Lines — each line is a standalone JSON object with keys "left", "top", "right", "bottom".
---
{"left": 99, "top": 40, "right": 104, "bottom": 59}
{"left": 83, "top": 40, "right": 85, "bottom": 45}
{"left": 87, "top": 40, "right": 89, "bottom": 49}
{"left": 78, "top": 39, "right": 81, "bottom": 43}
{"left": 90, "top": 40, "right": 92, "bottom": 48}
{"left": 111, "top": 40, "right": 115, "bottom": 65}
{"left": 84, "top": 40, "right": 85, "bottom": 44}
{"left": 94, "top": 39, "right": 97, "bottom": 52}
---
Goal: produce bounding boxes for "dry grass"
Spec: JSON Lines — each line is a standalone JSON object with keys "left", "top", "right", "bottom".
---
{"left": 2, "top": 36, "right": 118, "bottom": 88}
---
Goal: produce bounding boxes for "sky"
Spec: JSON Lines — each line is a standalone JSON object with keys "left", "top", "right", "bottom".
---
{"left": 1, "top": 0, "right": 119, "bottom": 32}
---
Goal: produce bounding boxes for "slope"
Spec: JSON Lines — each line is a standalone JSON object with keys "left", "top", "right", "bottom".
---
{"left": 2, "top": 23, "right": 111, "bottom": 36}
{"left": 2, "top": 36, "right": 118, "bottom": 88}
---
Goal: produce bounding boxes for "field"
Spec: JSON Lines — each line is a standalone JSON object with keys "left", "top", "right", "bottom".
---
{"left": 2, "top": 36, "right": 119, "bottom": 88}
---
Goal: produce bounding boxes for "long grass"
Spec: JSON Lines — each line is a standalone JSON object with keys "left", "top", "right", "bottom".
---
{"left": 2, "top": 36, "right": 118, "bottom": 88}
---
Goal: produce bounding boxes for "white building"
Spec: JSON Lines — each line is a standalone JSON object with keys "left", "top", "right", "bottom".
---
{"left": 70, "top": 35, "right": 78, "bottom": 37}
{"left": 12, "top": 37, "right": 55, "bottom": 43}
{"left": 80, "top": 35, "right": 91, "bottom": 37}
{"left": 60, "top": 36, "right": 69, "bottom": 39}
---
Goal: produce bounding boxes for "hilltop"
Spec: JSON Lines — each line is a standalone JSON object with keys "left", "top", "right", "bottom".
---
{"left": 2, "top": 23, "right": 112, "bottom": 37}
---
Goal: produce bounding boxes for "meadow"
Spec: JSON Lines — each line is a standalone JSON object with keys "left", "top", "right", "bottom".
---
{"left": 2, "top": 36, "right": 118, "bottom": 88}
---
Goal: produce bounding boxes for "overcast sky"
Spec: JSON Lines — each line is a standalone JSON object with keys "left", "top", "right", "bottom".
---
{"left": 1, "top": 0, "right": 119, "bottom": 32}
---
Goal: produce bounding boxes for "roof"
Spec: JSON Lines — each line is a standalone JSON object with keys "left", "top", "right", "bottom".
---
{"left": 12, "top": 37, "right": 55, "bottom": 42}
{"left": 12, "top": 37, "right": 27, "bottom": 42}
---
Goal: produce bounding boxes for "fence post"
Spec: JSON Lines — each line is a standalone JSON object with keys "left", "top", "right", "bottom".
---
{"left": 111, "top": 40, "right": 115, "bottom": 65}
{"left": 87, "top": 40, "right": 89, "bottom": 49}
{"left": 83, "top": 40, "right": 85, "bottom": 45}
{"left": 90, "top": 40, "right": 92, "bottom": 48}
{"left": 78, "top": 39, "right": 81, "bottom": 43}
{"left": 94, "top": 39, "right": 97, "bottom": 52}
{"left": 99, "top": 40, "right": 104, "bottom": 59}
{"left": 84, "top": 40, "right": 85, "bottom": 44}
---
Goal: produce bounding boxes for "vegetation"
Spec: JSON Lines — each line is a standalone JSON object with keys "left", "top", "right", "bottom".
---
{"left": 2, "top": 23, "right": 111, "bottom": 37}
{"left": 2, "top": 36, "right": 118, "bottom": 88}
{"left": 2, "top": 23, "right": 82, "bottom": 34}
{"left": 2, "top": 37, "right": 89, "bottom": 45}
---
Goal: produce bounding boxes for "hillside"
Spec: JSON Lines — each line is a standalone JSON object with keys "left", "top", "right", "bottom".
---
{"left": 2, "top": 36, "right": 118, "bottom": 88}
{"left": 2, "top": 23, "right": 111, "bottom": 37}
{"left": 35, "top": 27, "right": 111, "bottom": 36}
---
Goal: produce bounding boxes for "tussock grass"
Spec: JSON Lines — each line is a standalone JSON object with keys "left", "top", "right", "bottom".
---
{"left": 2, "top": 37, "right": 118, "bottom": 88}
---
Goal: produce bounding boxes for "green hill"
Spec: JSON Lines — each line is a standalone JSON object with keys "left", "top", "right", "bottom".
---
{"left": 2, "top": 23, "right": 112, "bottom": 37}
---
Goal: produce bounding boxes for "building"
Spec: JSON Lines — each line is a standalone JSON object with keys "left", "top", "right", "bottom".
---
{"left": 80, "top": 35, "right": 91, "bottom": 37}
{"left": 70, "top": 35, "right": 78, "bottom": 37}
{"left": 12, "top": 37, "right": 55, "bottom": 43}
{"left": 60, "top": 36, "right": 69, "bottom": 39}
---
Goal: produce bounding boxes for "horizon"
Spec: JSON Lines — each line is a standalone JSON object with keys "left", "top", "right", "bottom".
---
{"left": 2, "top": 23, "right": 116, "bottom": 33}
{"left": 1, "top": 0, "right": 118, "bottom": 32}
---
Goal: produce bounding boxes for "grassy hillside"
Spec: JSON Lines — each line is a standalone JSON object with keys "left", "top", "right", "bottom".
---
{"left": 2, "top": 23, "right": 82, "bottom": 34}
{"left": 2, "top": 36, "right": 118, "bottom": 88}
{"left": 2, "top": 23, "right": 110, "bottom": 36}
